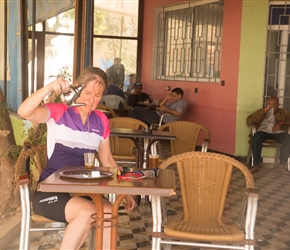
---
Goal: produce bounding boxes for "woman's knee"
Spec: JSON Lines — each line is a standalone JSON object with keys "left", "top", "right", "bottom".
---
{"left": 65, "top": 197, "right": 96, "bottom": 222}
{"left": 103, "top": 198, "right": 113, "bottom": 214}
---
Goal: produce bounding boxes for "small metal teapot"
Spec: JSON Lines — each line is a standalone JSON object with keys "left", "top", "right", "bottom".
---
{"left": 60, "top": 84, "right": 86, "bottom": 107}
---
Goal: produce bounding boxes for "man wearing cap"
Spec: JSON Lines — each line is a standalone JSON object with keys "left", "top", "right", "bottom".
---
{"left": 126, "top": 82, "right": 152, "bottom": 108}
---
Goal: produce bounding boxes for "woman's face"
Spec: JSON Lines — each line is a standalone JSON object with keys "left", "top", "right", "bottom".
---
{"left": 77, "top": 78, "right": 105, "bottom": 113}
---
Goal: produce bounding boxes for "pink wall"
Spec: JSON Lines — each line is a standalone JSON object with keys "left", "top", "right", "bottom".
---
{"left": 141, "top": 0, "right": 242, "bottom": 155}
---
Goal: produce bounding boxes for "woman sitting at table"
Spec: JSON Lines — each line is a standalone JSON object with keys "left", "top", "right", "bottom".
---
{"left": 18, "top": 67, "right": 135, "bottom": 250}
{"left": 126, "top": 82, "right": 152, "bottom": 108}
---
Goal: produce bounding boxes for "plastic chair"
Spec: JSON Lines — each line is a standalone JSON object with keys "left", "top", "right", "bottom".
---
{"left": 155, "top": 151, "right": 259, "bottom": 250}
{"left": 101, "top": 94, "right": 128, "bottom": 110}
{"left": 109, "top": 117, "right": 148, "bottom": 164}
{"left": 16, "top": 142, "right": 67, "bottom": 250}
{"left": 157, "top": 121, "right": 211, "bottom": 161}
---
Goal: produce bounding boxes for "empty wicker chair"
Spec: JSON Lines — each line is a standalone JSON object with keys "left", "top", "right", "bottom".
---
{"left": 109, "top": 117, "right": 148, "bottom": 164}
{"left": 155, "top": 151, "right": 259, "bottom": 250}
{"left": 157, "top": 121, "right": 211, "bottom": 161}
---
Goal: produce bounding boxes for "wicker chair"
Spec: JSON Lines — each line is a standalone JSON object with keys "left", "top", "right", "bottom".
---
{"left": 155, "top": 151, "right": 259, "bottom": 250}
{"left": 157, "top": 121, "right": 211, "bottom": 161}
{"left": 109, "top": 117, "right": 148, "bottom": 164}
{"left": 16, "top": 142, "right": 96, "bottom": 250}
{"left": 16, "top": 142, "right": 67, "bottom": 250}
{"left": 97, "top": 103, "right": 117, "bottom": 117}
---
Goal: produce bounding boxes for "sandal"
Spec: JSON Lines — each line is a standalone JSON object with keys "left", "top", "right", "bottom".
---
{"left": 277, "top": 164, "right": 290, "bottom": 175}
{"left": 249, "top": 165, "right": 261, "bottom": 173}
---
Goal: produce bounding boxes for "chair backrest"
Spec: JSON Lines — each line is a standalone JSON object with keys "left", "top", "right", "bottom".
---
{"left": 101, "top": 95, "right": 128, "bottom": 110}
{"left": 159, "top": 121, "right": 211, "bottom": 155}
{"left": 159, "top": 151, "right": 255, "bottom": 227}
{"left": 97, "top": 103, "right": 117, "bottom": 117}
{"left": 109, "top": 117, "right": 148, "bottom": 158}
{"left": 16, "top": 142, "right": 65, "bottom": 250}
{"left": 16, "top": 142, "right": 47, "bottom": 193}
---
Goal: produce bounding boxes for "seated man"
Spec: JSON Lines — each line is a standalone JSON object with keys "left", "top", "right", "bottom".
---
{"left": 105, "top": 76, "right": 126, "bottom": 100}
{"left": 129, "top": 87, "right": 186, "bottom": 126}
{"left": 124, "top": 73, "right": 136, "bottom": 98}
{"left": 249, "top": 96, "right": 290, "bottom": 174}
{"left": 103, "top": 76, "right": 126, "bottom": 109}
{"left": 126, "top": 82, "right": 152, "bottom": 108}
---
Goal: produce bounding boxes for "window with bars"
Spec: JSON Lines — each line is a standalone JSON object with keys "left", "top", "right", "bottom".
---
{"left": 265, "top": 4, "right": 290, "bottom": 110}
{"left": 154, "top": 1, "right": 223, "bottom": 82}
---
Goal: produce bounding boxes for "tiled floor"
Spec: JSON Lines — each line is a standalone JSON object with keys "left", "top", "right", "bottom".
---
{"left": 4, "top": 142, "right": 290, "bottom": 250}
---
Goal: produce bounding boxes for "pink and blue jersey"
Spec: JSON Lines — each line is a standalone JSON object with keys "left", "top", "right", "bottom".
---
{"left": 39, "top": 103, "right": 110, "bottom": 182}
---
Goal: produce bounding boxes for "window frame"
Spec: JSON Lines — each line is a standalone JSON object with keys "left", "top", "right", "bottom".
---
{"left": 153, "top": 0, "right": 223, "bottom": 83}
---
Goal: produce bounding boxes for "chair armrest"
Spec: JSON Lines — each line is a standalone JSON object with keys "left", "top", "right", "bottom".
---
{"left": 201, "top": 139, "right": 210, "bottom": 152}
{"left": 18, "top": 174, "right": 29, "bottom": 185}
{"left": 158, "top": 114, "right": 173, "bottom": 127}
{"left": 251, "top": 125, "right": 257, "bottom": 135}
{"left": 238, "top": 188, "right": 259, "bottom": 239}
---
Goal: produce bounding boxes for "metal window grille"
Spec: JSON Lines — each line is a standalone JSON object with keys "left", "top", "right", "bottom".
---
{"left": 265, "top": 3, "right": 290, "bottom": 110}
{"left": 155, "top": 1, "right": 223, "bottom": 82}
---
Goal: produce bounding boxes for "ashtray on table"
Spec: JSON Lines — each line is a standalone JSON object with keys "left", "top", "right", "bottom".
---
{"left": 141, "top": 128, "right": 152, "bottom": 134}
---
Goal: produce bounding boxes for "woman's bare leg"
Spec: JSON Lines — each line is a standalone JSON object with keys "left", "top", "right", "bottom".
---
{"left": 60, "top": 196, "right": 112, "bottom": 250}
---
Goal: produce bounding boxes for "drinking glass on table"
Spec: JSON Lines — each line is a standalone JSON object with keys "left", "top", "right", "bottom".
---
{"left": 84, "top": 152, "right": 95, "bottom": 170}
{"left": 149, "top": 154, "right": 160, "bottom": 169}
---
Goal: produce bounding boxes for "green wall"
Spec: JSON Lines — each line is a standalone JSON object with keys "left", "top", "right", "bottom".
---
{"left": 235, "top": 1, "right": 269, "bottom": 156}
{"left": 10, "top": 113, "right": 31, "bottom": 145}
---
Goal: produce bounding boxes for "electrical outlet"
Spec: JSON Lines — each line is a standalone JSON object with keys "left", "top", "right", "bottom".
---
{"left": 167, "top": 86, "right": 171, "bottom": 91}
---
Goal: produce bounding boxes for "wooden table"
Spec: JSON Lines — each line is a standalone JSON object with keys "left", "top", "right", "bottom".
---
{"left": 37, "top": 166, "right": 176, "bottom": 250}
{"left": 110, "top": 128, "right": 176, "bottom": 168}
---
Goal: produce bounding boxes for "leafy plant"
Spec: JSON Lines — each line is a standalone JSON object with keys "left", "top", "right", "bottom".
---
{"left": 26, "top": 124, "right": 47, "bottom": 146}
{"left": 46, "top": 65, "right": 72, "bottom": 103}
{"left": 49, "top": 65, "right": 72, "bottom": 82}
{"left": 1, "top": 124, "right": 47, "bottom": 161}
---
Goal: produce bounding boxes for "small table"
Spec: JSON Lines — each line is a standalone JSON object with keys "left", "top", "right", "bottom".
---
{"left": 110, "top": 128, "right": 176, "bottom": 168}
{"left": 137, "top": 102, "right": 159, "bottom": 110}
{"left": 37, "top": 166, "right": 176, "bottom": 250}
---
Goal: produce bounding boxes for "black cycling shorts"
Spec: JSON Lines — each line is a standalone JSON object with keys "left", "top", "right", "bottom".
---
{"left": 33, "top": 191, "right": 105, "bottom": 223}
{"left": 33, "top": 190, "right": 73, "bottom": 223}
